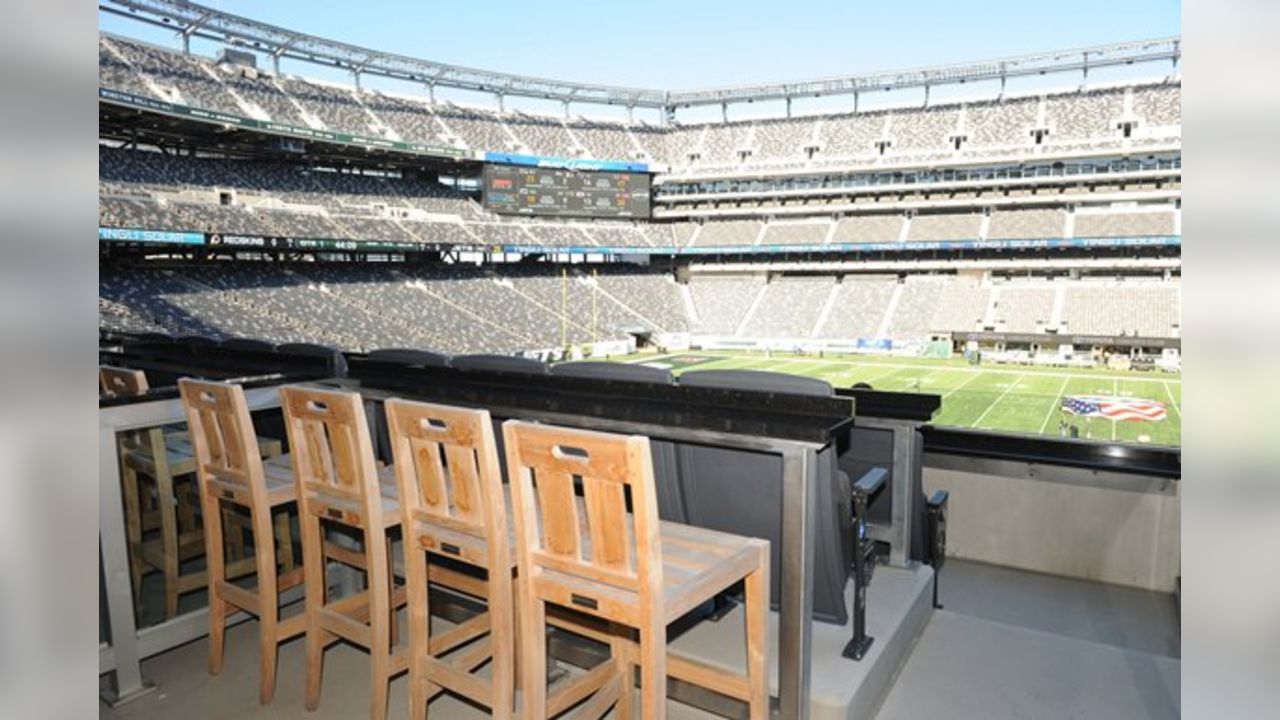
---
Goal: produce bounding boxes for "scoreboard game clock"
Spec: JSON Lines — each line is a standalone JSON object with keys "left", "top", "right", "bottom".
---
{"left": 482, "top": 164, "right": 650, "bottom": 219}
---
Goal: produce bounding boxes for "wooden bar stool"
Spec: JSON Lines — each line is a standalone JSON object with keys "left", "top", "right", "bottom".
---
{"left": 102, "top": 365, "right": 284, "bottom": 619}
{"left": 281, "top": 385, "right": 407, "bottom": 720}
{"left": 385, "top": 399, "right": 516, "bottom": 719}
{"left": 503, "top": 420, "right": 771, "bottom": 720}
{"left": 103, "top": 365, "right": 211, "bottom": 615}
{"left": 101, "top": 364, "right": 165, "bottom": 535}
{"left": 178, "top": 378, "right": 305, "bottom": 703}
{"left": 387, "top": 398, "right": 646, "bottom": 720}
{"left": 101, "top": 364, "right": 168, "bottom": 541}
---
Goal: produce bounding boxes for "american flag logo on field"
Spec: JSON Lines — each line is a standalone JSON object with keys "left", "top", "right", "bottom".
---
{"left": 1062, "top": 395, "right": 1168, "bottom": 422}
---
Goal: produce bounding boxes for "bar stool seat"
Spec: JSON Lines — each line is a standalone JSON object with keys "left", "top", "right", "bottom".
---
{"left": 431, "top": 487, "right": 763, "bottom": 621}
{"left": 259, "top": 454, "right": 393, "bottom": 505}
{"left": 262, "top": 455, "right": 300, "bottom": 504}
{"left": 541, "top": 518, "right": 766, "bottom": 625}
{"left": 121, "top": 434, "right": 196, "bottom": 475}
{"left": 124, "top": 433, "right": 283, "bottom": 475}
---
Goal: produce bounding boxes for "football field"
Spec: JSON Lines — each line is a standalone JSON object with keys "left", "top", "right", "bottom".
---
{"left": 606, "top": 350, "right": 1181, "bottom": 446}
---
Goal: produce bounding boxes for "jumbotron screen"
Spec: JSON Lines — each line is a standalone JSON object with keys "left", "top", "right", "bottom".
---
{"left": 482, "top": 164, "right": 650, "bottom": 219}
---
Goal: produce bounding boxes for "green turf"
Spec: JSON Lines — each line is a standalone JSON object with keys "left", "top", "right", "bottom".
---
{"left": 604, "top": 350, "right": 1181, "bottom": 446}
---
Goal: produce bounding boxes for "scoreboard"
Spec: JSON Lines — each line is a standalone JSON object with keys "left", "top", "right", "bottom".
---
{"left": 482, "top": 164, "right": 650, "bottom": 219}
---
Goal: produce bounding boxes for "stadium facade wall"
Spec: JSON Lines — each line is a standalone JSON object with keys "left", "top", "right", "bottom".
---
{"left": 954, "top": 331, "right": 1182, "bottom": 350}
{"left": 693, "top": 336, "right": 906, "bottom": 354}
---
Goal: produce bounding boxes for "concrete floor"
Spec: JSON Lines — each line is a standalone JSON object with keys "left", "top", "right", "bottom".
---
{"left": 873, "top": 560, "right": 1180, "bottom": 720}
{"left": 101, "top": 559, "right": 1180, "bottom": 720}
{"left": 101, "top": 615, "right": 721, "bottom": 720}
{"left": 935, "top": 559, "right": 1180, "bottom": 658}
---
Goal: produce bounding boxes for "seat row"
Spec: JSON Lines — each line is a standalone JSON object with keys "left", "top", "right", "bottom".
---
{"left": 102, "top": 365, "right": 770, "bottom": 720}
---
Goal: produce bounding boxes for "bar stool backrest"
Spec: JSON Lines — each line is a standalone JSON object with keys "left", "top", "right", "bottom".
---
{"left": 503, "top": 420, "right": 663, "bottom": 600}
{"left": 101, "top": 365, "right": 164, "bottom": 460}
{"left": 280, "top": 386, "right": 382, "bottom": 529}
{"left": 385, "top": 399, "right": 504, "bottom": 552}
{"left": 178, "top": 378, "right": 268, "bottom": 508}
{"left": 100, "top": 365, "right": 149, "bottom": 397}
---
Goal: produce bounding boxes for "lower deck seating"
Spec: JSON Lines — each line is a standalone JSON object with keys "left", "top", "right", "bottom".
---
{"left": 101, "top": 263, "right": 1182, "bottom": 351}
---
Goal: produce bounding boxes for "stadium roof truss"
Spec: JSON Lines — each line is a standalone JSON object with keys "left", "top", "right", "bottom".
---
{"left": 101, "top": 0, "right": 1179, "bottom": 115}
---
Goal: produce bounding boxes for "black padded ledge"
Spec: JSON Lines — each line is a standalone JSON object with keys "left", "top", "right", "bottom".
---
{"left": 97, "top": 371, "right": 297, "bottom": 408}
{"left": 922, "top": 425, "right": 1181, "bottom": 479}
{"left": 99, "top": 337, "right": 338, "bottom": 407}
{"left": 836, "top": 387, "right": 941, "bottom": 422}
{"left": 348, "top": 356, "right": 853, "bottom": 444}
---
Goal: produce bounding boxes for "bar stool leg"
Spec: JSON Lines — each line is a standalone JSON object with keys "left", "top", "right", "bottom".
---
{"left": 159, "top": 472, "right": 181, "bottom": 620}
{"left": 510, "top": 583, "right": 522, "bottom": 696}
{"left": 275, "top": 511, "right": 294, "bottom": 573}
{"left": 744, "top": 550, "right": 770, "bottom": 720}
{"left": 489, "top": 567, "right": 515, "bottom": 720}
{"left": 205, "top": 495, "right": 228, "bottom": 676}
{"left": 610, "top": 626, "right": 635, "bottom": 720}
{"left": 222, "top": 506, "right": 245, "bottom": 561}
{"left": 518, "top": 595, "right": 548, "bottom": 720}
{"left": 302, "top": 511, "right": 326, "bottom": 712}
{"left": 637, "top": 624, "right": 667, "bottom": 720}
{"left": 407, "top": 549, "right": 430, "bottom": 720}
{"left": 120, "top": 447, "right": 146, "bottom": 603}
{"left": 255, "top": 510, "right": 281, "bottom": 704}
{"left": 386, "top": 535, "right": 398, "bottom": 649}
{"left": 369, "top": 532, "right": 392, "bottom": 720}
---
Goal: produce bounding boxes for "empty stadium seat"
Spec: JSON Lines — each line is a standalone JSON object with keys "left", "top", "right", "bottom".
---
{"left": 679, "top": 368, "right": 834, "bottom": 396}
{"left": 99, "top": 34, "right": 1178, "bottom": 175}
{"left": 450, "top": 354, "right": 549, "bottom": 375}
{"left": 364, "top": 348, "right": 450, "bottom": 367}
{"left": 176, "top": 335, "right": 219, "bottom": 347}
{"left": 275, "top": 343, "right": 348, "bottom": 376}
{"left": 551, "top": 360, "right": 674, "bottom": 384}
{"left": 220, "top": 338, "right": 277, "bottom": 353}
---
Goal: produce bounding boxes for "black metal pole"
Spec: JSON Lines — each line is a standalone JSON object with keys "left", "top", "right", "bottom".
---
{"left": 926, "top": 489, "right": 950, "bottom": 610}
{"left": 844, "top": 467, "right": 886, "bottom": 661}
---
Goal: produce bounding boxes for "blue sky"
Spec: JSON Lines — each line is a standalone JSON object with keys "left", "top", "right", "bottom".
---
{"left": 100, "top": 1, "right": 1180, "bottom": 120}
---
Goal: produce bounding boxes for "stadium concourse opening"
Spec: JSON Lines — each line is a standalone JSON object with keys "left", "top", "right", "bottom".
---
{"left": 98, "top": 2, "right": 1181, "bottom": 719}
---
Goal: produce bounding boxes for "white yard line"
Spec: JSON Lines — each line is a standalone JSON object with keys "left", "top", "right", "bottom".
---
{"left": 625, "top": 353, "right": 677, "bottom": 364}
{"left": 918, "top": 367, "right": 946, "bottom": 382}
{"left": 861, "top": 364, "right": 912, "bottom": 386}
{"left": 1163, "top": 381, "right": 1182, "bottom": 418}
{"left": 888, "top": 366, "right": 945, "bottom": 387}
{"left": 972, "top": 373, "right": 1026, "bottom": 428}
{"left": 941, "top": 370, "right": 983, "bottom": 399}
{"left": 779, "top": 361, "right": 830, "bottom": 374}
{"left": 723, "top": 358, "right": 786, "bottom": 371}
{"left": 1038, "top": 376, "right": 1073, "bottom": 434}
{"left": 902, "top": 367, "right": 947, "bottom": 392}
